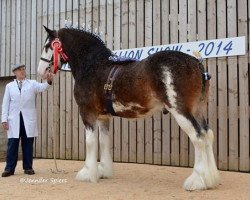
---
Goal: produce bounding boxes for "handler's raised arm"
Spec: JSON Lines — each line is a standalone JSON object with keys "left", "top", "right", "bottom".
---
{"left": 33, "top": 72, "right": 53, "bottom": 93}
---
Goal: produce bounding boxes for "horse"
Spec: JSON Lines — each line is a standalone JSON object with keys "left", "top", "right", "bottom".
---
{"left": 37, "top": 26, "right": 220, "bottom": 191}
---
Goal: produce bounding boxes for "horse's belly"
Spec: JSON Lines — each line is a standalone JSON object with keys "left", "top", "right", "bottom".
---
{"left": 113, "top": 101, "right": 163, "bottom": 119}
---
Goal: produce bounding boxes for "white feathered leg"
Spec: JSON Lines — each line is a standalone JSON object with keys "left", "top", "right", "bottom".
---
{"left": 98, "top": 119, "right": 113, "bottom": 179}
{"left": 204, "top": 129, "right": 220, "bottom": 187}
{"left": 170, "top": 109, "right": 220, "bottom": 191}
{"left": 76, "top": 127, "right": 99, "bottom": 183}
{"left": 183, "top": 134, "right": 210, "bottom": 190}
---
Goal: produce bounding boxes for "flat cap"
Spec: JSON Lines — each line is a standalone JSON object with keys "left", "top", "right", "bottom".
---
{"left": 12, "top": 64, "right": 25, "bottom": 72}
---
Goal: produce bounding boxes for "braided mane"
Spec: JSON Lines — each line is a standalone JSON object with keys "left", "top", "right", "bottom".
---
{"left": 65, "top": 27, "right": 106, "bottom": 47}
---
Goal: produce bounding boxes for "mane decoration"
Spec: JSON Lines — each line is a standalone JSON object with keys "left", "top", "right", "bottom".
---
{"left": 108, "top": 54, "right": 139, "bottom": 64}
{"left": 64, "top": 20, "right": 104, "bottom": 46}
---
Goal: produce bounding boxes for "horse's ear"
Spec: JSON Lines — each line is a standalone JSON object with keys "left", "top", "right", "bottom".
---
{"left": 43, "top": 25, "right": 55, "bottom": 37}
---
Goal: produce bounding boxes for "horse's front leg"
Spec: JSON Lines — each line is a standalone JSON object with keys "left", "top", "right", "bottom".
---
{"left": 76, "top": 125, "right": 99, "bottom": 183}
{"left": 97, "top": 118, "right": 113, "bottom": 179}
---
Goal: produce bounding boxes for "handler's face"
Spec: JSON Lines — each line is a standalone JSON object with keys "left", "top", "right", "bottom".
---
{"left": 14, "top": 66, "right": 26, "bottom": 80}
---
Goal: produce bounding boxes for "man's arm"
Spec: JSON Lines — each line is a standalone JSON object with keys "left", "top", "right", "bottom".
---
{"left": 34, "top": 81, "right": 51, "bottom": 93}
{"left": 2, "top": 85, "right": 10, "bottom": 130}
{"left": 34, "top": 72, "right": 54, "bottom": 93}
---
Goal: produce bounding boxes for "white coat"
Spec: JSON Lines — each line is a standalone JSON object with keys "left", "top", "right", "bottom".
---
{"left": 1, "top": 79, "right": 51, "bottom": 138}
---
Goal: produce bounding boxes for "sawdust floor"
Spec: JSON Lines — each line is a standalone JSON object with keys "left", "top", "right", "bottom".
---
{"left": 0, "top": 159, "right": 249, "bottom": 200}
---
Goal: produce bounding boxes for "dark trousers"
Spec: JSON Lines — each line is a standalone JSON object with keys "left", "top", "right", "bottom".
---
{"left": 5, "top": 113, "right": 34, "bottom": 173}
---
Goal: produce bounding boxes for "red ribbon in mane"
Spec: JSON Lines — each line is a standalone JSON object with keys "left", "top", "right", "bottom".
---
{"left": 51, "top": 38, "right": 69, "bottom": 74}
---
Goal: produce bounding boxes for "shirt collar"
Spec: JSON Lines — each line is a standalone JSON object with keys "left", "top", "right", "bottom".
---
{"left": 15, "top": 78, "right": 26, "bottom": 83}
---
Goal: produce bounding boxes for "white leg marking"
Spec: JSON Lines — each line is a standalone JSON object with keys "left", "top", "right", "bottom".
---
{"left": 170, "top": 109, "right": 219, "bottom": 190}
{"left": 76, "top": 128, "right": 99, "bottom": 183}
{"left": 98, "top": 120, "right": 113, "bottom": 179}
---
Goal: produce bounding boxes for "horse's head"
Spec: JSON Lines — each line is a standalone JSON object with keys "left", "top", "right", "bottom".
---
{"left": 37, "top": 26, "right": 68, "bottom": 79}
{"left": 38, "top": 26, "right": 113, "bottom": 79}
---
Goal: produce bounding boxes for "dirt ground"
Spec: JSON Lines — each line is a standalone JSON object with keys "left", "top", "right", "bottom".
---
{"left": 0, "top": 159, "right": 249, "bottom": 200}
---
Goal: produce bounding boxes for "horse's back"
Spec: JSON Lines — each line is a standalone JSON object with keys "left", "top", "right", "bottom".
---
{"left": 145, "top": 50, "right": 203, "bottom": 72}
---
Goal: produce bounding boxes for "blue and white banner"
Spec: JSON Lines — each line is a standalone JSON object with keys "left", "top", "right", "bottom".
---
{"left": 61, "top": 36, "right": 245, "bottom": 71}
{"left": 113, "top": 36, "right": 246, "bottom": 60}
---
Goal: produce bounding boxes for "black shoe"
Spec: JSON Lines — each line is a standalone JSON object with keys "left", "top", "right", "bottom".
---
{"left": 2, "top": 170, "right": 14, "bottom": 177}
{"left": 24, "top": 169, "right": 35, "bottom": 175}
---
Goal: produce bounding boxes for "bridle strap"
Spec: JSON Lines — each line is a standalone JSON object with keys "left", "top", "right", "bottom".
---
{"left": 40, "top": 57, "right": 52, "bottom": 63}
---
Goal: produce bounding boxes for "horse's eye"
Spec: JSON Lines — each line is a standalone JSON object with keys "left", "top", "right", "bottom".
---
{"left": 45, "top": 43, "right": 51, "bottom": 53}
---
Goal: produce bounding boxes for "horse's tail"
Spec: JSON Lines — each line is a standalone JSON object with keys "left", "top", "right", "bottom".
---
{"left": 199, "top": 62, "right": 211, "bottom": 103}
{"left": 192, "top": 51, "right": 211, "bottom": 102}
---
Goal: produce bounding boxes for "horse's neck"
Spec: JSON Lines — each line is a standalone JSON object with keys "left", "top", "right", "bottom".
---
{"left": 67, "top": 57, "right": 97, "bottom": 82}
{"left": 63, "top": 44, "right": 109, "bottom": 74}
{"left": 60, "top": 31, "right": 111, "bottom": 81}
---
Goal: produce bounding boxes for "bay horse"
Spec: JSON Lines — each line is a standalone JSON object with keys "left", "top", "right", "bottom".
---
{"left": 37, "top": 26, "right": 219, "bottom": 191}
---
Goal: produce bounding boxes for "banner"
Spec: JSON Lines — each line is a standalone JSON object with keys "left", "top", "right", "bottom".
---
{"left": 61, "top": 36, "right": 245, "bottom": 71}
{"left": 113, "top": 36, "right": 246, "bottom": 60}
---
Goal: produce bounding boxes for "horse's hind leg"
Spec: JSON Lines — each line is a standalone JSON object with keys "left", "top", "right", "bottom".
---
{"left": 169, "top": 109, "right": 220, "bottom": 190}
{"left": 76, "top": 125, "right": 99, "bottom": 183}
{"left": 205, "top": 128, "right": 220, "bottom": 187}
{"left": 97, "top": 119, "right": 113, "bottom": 179}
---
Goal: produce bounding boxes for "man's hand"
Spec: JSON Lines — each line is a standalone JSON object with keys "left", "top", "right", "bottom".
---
{"left": 2, "top": 122, "right": 9, "bottom": 130}
{"left": 46, "top": 71, "right": 54, "bottom": 85}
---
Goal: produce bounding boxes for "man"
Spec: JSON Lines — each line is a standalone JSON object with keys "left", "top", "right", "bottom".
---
{"left": 1, "top": 64, "right": 53, "bottom": 177}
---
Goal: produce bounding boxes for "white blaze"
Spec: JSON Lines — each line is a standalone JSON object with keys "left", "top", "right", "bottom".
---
{"left": 37, "top": 39, "right": 53, "bottom": 79}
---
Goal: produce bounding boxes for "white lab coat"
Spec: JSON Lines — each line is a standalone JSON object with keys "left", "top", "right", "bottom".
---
{"left": 1, "top": 79, "right": 51, "bottom": 138}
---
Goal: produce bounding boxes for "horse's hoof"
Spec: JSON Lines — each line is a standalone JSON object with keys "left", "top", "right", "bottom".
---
{"left": 183, "top": 172, "right": 207, "bottom": 191}
{"left": 98, "top": 163, "right": 113, "bottom": 179}
{"left": 75, "top": 167, "right": 98, "bottom": 183}
{"left": 206, "top": 169, "right": 220, "bottom": 188}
